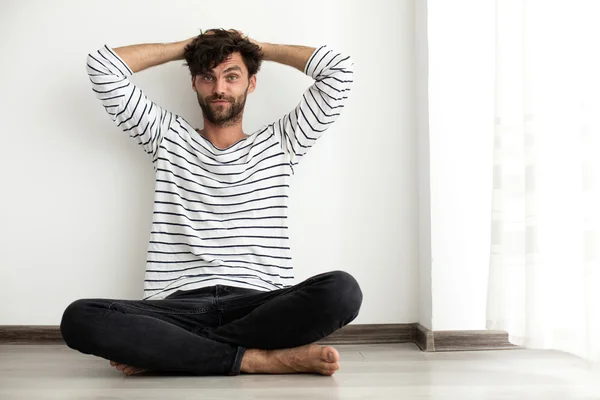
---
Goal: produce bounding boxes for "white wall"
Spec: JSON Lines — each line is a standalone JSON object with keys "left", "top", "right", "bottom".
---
{"left": 415, "top": 0, "right": 433, "bottom": 330}
{"left": 0, "top": 0, "right": 418, "bottom": 325}
{"left": 427, "top": 0, "right": 495, "bottom": 330}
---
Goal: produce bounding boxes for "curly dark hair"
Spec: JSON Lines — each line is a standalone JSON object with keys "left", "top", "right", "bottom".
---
{"left": 183, "top": 29, "right": 264, "bottom": 77}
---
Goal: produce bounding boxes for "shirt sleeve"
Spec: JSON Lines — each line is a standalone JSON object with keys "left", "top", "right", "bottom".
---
{"left": 271, "top": 45, "right": 354, "bottom": 170}
{"left": 86, "top": 45, "right": 175, "bottom": 163}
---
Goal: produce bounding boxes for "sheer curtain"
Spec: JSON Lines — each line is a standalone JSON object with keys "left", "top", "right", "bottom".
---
{"left": 486, "top": 0, "right": 600, "bottom": 366}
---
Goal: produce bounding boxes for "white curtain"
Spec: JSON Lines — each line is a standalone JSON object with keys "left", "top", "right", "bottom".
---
{"left": 486, "top": 0, "right": 600, "bottom": 366}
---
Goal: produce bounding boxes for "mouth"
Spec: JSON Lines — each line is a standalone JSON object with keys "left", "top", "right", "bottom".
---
{"left": 211, "top": 100, "right": 230, "bottom": 104}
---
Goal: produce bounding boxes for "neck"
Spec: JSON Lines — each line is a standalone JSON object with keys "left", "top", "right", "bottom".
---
{"left": 197, "top": 118, "right": 246, "bottom": 149}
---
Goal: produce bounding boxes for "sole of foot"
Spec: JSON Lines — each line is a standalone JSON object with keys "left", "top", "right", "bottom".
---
{"left": 241, "top": 344, "right": 341, "bottom": 376}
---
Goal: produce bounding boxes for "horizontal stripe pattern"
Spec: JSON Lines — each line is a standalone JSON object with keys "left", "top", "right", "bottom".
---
{"left": 86, "top": 44, "right": 353, "bottom": 300}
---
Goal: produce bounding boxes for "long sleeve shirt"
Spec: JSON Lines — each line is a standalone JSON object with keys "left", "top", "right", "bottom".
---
{"left": 86, "top": 43, "right": 354, "bottom": 300}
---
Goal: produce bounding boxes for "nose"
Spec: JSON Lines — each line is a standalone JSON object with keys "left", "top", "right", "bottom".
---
{"left": 213, "top": 77, "right": 226, "bottom": 96}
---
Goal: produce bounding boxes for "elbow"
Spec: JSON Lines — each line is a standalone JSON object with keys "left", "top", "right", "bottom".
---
{"left": 86, "top": 52, "right": 99, "bottom": 76}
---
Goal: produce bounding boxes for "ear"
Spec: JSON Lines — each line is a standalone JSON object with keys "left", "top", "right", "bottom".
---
{"left": 248, "top": 74, "right": 257, "bottom": 94}
{"left": 191, "top": 75, "right": 197, "bottom": 92}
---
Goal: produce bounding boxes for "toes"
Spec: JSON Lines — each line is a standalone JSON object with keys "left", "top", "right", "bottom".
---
{"left": 127, "top": 368, "right": 141, "bottom": 375}
{"left": 115, "top": 364, "right": 129, "bottom": 373}
{"left": 126, "top": 366, "right": 148, "bottom": 376}
{"left": 317, "top": 360, "right": 340, "bottom": 376}
{"left": 133, "top": 368, "right": 148, "bottom": 375}
{"left": 321, "top": 347, "right": 340, "bottom": 363}
{"left": 124, "top": 366, "right": 142, "bottom": 375}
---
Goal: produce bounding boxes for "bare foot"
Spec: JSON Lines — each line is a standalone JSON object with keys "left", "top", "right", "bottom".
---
{"left": 240, "top": 344, "right": 340, "bottom": 376}
{"left": 109, "top": 360, "right": 149, "bottom": 376}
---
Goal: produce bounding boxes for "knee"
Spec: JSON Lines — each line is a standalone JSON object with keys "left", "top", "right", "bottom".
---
{"left": 323, "top": 271, "right": 363, "bottom": 322}
{"left": 60, "top": 299, "right": 93, "bottom": 349}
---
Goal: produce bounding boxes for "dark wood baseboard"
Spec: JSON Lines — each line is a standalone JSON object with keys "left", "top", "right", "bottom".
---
{"left": 0, "top": 324, "right": 519, "bottom": 351}
{"left": 319, "top": 323, "right": 418, "bottom": 345}
{"left": 413, "top": 324, "right": 518, "bottom": 352}
{"left": 414, "top": 323, "right": 434, "bottom": 350}
{"left": 0, "top": 326, "right": 63, "bottom": 344}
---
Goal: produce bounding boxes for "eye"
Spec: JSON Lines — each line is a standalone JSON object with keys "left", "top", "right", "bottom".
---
{"left": 227, "top": 75, "right": 239, "bottom": 81}
{"left": 202, "top": 75, "right": 214, "bottom": 81}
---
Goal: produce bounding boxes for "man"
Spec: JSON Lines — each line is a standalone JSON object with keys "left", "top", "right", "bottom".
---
{"left": 60, "top": 29, "right": 361, "bottom": 377}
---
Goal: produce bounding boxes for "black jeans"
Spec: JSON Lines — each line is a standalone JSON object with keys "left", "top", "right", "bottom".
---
{"left": 60, "top": 270, "right": 363, "bottom": 376}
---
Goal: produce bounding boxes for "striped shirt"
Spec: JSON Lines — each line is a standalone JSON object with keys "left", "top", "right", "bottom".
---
{"left": 86, "top": 44, "right": 354, "bottom": 300}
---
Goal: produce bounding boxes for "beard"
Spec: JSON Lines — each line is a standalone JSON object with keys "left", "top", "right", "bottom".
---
{"left": 196, "top": 86, "right": 248, "bottom": 127}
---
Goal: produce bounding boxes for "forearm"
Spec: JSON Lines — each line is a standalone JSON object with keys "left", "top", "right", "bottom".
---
{"left": 112, "top": 38, "right": 195, "bottom": 74}
{"left": 261, "top": 43, "right": 316, "bottom": 73}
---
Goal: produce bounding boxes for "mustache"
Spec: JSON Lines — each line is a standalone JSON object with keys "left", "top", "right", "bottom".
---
{"left": 208, "top": 95, "right": 234, "bottom": 102}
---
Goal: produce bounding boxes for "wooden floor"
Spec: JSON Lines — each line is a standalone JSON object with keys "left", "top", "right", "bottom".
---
{"left": 1, "top": 343, "right": 598, "bottom": 399}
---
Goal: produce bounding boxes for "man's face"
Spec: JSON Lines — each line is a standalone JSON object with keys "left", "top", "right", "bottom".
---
{"left": 192, "top": 52, "right": 256, "bottom": 127}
